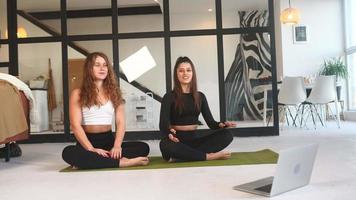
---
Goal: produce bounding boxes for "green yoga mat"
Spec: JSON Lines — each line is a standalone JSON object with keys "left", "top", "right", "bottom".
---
{"left": 60, "top": 149, "right": 278, "bottom": 172}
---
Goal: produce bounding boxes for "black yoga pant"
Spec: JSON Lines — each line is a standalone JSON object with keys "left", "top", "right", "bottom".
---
{"left": 62, "top": 131, "right": 149, "bottom": 169}
{"left": 159, "top": 128, "right": 233, "bottom": 161}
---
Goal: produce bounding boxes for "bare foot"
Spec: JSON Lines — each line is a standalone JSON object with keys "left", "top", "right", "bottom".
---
{"left": 119, "top": 157, "right": 149, "bottom": 167}
{"left": 168, "top": 158, "right": 177, "bottom": 163}
{"left": 120, "top": 157, "right": 129, "bottom": 161}
{"left": 168, "top": 157, "right": 183, "bottom": 163}
{"left": 206, "top": 151, "right": 231, "bottom": 161}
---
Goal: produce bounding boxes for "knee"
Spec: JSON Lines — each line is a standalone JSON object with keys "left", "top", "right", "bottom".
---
{"left": 62, "top": 145, "right": 76, "bottom": 164}
{"left": 141, "top": 142, "right": 150, "bottom": 156}
{"left": 130, "top": 142, "right": 150, "bottom": 156}
{"left": 160, "top": 138, "right": 181, "bottom": 154}
{"left": 220, "top": 129, "right": 234, "bottom": 145}
{"left": 160, "top": 138, "right": 176, "bottom": 150}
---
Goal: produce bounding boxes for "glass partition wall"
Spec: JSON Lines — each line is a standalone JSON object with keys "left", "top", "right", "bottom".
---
{"left": 4, "top": 0, "right": 278, "bottom": 142}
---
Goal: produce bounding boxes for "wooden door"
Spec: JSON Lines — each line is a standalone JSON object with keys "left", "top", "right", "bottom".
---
{"left": 68, "top": 59, "right": 85, "bottom": 94}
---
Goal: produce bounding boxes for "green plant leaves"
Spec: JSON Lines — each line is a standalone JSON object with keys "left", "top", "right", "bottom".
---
{"left": 319, "top": 57, "right": 348, "bottom": 80}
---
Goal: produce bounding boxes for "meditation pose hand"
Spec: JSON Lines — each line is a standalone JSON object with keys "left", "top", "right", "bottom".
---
{"left": 168, "top": 128, "right": 179, "bottom": 143}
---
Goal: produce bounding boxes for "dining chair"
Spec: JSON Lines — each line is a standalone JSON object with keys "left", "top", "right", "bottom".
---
{"left": 301, "top": 75, "right": 340, "bottom": 129}
{"left": 277, "top": 76, "right": 307, "bottom": 127}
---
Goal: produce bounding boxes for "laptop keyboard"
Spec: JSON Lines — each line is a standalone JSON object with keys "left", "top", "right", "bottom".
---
{"left": 255, "top": 184, "right": 272, "bottom": 193}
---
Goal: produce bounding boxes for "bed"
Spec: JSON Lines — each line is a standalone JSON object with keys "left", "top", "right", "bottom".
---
{"left": 0, "top": 76, "right": 32, "bottom": 162}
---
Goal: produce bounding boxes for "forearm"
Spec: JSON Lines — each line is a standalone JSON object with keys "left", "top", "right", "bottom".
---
{"left": 200, "top": 92, "right": 221, "bottom": 129}
{"left": 208, "top": 120, "right": 221, "bottom": 129}
{"left": 114, "top": 128, "right": 125, "bottom": 147}
{"left": 159, "top": 121, "right": 172, "bottom": 136}
{"left": 72, "top": 125, "right": 94, "bottom": 151}
{"left": 159, "top": 94, "right": 173, "bottom": 137}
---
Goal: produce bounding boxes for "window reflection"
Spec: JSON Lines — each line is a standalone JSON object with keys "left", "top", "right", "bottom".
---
{"left": 0, "top": 45, "right": 9, "bottom": 62}
{"left": 17, "top": 0, "right": 61, "bottom": 37}
{"left": 118, "top": 1, "right": 163, "bottom": 33}
{"left": 119, "top": 38, "right": 165, "bottom": 131}
{"left": 223, "top": 32, "right": 272, "bottom": 127}
{"left": 222, "top": 0, "right": 269, "bottom": 28}
{"left": 67, "top": 0, "right": 111, "bottom": 35}
{"left": 0, "top": 67, "right": 9, "bottom": 74}
{"left": 171, "top": 35, "right": 219, "bottom": 129}
{"left": 18, "top": 42, "right": 64, "bottom": 133}
{"left": 170, "top": 0, "right": 216, "bottom": 31}
{"left": 0, "top": 0, "right": 7, "bottom": 39}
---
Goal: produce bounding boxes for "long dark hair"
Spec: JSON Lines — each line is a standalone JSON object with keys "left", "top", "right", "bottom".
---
{"left": 173, "top": 56, "right": 201, "bottom": 113}
{"left": 80, "top": 52, "right": 124, "bottom": 108}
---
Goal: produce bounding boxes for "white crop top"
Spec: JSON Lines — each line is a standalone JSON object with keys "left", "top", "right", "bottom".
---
{"left": 82, "top": 101, "right": 114, "bottom": 125}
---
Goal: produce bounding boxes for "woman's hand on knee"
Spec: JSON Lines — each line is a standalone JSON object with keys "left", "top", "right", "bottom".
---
{"left": 110, "top": 146, "right": 122, "bottom": 159}
{"left": 90, "top": 148, "right": 110, "bottom": 157}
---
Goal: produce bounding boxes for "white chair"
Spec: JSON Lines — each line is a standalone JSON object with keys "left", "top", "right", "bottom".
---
{"left": 277, "top": 76, "right": 307, "bottom": 127}
{"left": 302, "top": 75, "right": 340, "bottom": 128}
{"left": 252, "top": 84, "right": 273, "bottom": 126}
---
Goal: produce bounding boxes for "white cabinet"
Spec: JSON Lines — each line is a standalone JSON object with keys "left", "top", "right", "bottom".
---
{"left": 126, "top": 92, "right": 154, "bottom": 130}
{"left": 30, "top": 89, "right": 49, "bottom": 133}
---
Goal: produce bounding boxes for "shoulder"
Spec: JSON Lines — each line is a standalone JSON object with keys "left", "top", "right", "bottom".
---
{"left": 198, "top": 91, "right": 206, "bottom": 99}
{"left": 71, "top": 88, "right": 81, "bottom": 97}
{"left": 162, "top": 91, "right": 174, "bottom": 101}
{"left": 71, "top": 88, "right": 81, "bottom": 95}
{"left": 70, "top": 89, "right": 81, "bottom": 102}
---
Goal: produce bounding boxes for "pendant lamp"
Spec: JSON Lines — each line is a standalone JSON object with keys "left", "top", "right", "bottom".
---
{"left": 280, "top": 0, "right": 300, "bottom": 25}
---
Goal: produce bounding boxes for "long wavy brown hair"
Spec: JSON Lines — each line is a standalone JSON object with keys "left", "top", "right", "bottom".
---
{"left": 79, "top": 52, "right": 123, "bottom": 109}
{"left": 173, "top": 56, "right": 201, "bottom": 113}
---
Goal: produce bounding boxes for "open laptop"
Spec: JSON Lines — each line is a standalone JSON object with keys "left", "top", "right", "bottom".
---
{"left": 233, "top": 143, "right": 318, "bottom": 197}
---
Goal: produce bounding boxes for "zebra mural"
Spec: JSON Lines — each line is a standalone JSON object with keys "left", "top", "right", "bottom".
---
{"left": 225, "top": 10, "right": 272, "bottom": 121}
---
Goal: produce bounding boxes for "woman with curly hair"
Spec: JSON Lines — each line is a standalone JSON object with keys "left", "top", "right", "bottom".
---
{"left": 62, "top": 52, "right": 149, "bottom": 169}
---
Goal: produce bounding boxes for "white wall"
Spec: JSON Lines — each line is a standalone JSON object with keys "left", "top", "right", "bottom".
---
{"left": 277, "top": 0, "right": 346, "bottom": 109}
{"left": 279, "top": 0, "right": 344, "bottom": 77}
{"left": 274, "top": 0, "right": 284, "bottom": 80}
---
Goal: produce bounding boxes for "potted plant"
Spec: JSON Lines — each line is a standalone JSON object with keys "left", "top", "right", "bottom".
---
{"left": 319, "top": 57, "right": 348, "bottom": 100}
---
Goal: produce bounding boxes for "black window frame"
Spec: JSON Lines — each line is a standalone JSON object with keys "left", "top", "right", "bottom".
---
{"left": 3, "top": 0, "right": 279, "bottom": 143}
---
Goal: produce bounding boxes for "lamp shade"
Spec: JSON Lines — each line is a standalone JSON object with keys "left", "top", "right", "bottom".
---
{"left": 17, "top": 27, "right": 28, "bottom": 38}
{"left": 4, "top": 27, "right": 28, "bottom": 38}
{"left": 280, "top": 7, "right": 300, "bottom": 24}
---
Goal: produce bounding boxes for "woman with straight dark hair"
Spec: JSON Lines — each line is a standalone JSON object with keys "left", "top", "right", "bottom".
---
{"left": 159, "top": 56, "right": 235, "bottom": 162}
{"left": 62, "top": 52, "right": 149, "bottom": 169}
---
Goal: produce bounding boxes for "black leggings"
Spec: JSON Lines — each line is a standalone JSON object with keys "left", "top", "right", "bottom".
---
{"left": 62, "top": 131, "right": 149, "bottom": 169}
{"left": 159, "top": 128, "right": 233, "bottom": 161}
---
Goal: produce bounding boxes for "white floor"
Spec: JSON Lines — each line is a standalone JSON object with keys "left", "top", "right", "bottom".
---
{"left": 1, "top": 122, "right": 356, "bottom": 200}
